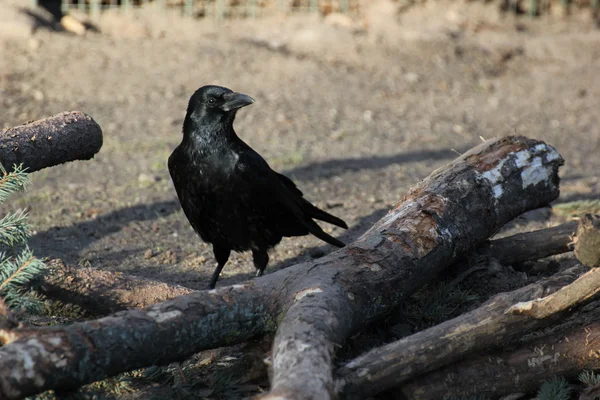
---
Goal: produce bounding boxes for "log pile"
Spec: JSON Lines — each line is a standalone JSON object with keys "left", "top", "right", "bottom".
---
{"left": 1, "top": 113, "right": 600, "bottom": 400}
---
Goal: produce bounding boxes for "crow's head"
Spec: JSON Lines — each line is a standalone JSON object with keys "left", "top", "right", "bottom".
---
{"left": 185, "top": 85, "right": 255, "bottom": 126}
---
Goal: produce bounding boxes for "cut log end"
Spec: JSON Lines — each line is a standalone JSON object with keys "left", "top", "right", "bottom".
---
{"left": 574, "top": 214, "right": 600, "bottom": 268}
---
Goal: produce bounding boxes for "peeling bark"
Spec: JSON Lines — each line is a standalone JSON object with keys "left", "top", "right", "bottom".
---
{"left": 0, "top": 111, "right": 103, "bottom": 173}
{"left": 0, "top": 136, "right": 564, "bottom": 400}
{"left": 334, "top": 266, "right": 586, "bottom": 398}
{"left": 39, "top": 260, "right": 194, "bottom": 314}
{"left": 400, "top": 302, "right": 600, "bottom": 399}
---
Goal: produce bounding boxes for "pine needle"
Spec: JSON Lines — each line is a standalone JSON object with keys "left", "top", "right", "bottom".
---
{"left": 0, "top": 164, "right": 29, "bottom": 203}
{"left": 537, "top": 377, "right": 572, "bottom": 400}
{"left": 0, "top": 249, "right": 40, "bottom": 291}
{"left": 0, "top": 209, "right": 30, "bottom": 246}
{"left": 0, "top": 164, "right": 46, "bottom": 314}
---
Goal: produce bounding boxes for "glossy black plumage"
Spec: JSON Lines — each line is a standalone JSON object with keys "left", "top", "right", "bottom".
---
{"left": 168, "top": 85, "right": 348, "bottom": 289}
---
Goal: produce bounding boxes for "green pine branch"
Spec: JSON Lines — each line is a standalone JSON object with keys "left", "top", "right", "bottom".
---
{"left": 579, "top": 370, "right": 600, "bottom": 386}
{"left": 537, "top": 377, "right": 572, "bottom": 400}
{"left": 0, "top": 209, "right": 30, "bottom": 247}
{"left": 0, "top": 164, "right": 29, "bottom": 203}
{"left": 0, "top": 248, "right": 45, "bottom": 311}
{"left": 0, "top": 163, "right": 46, "bottom": 313}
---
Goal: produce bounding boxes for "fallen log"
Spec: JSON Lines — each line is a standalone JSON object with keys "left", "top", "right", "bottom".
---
{"left": 36, "top": 219, "right": 580, "bottom": 316}
{"left": 336, "top": 267, "right": 598, "bottom": 399}
{"left": 0, "top": 111, "right": 103, "bottom": 173}
{"left": 261, "top": 137, "right": 563, "bottom": 400}
{"left": 400, "top": 302, "right": 600, "bottom": 399}
{"left": 334, "top": 265, "right": 587, "bottom": 398}
{"left": 0, "top": 136, "right": 563, "bottom": 400}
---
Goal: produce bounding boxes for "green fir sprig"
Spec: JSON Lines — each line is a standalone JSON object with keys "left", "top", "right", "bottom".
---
{"left": 0, "top": 164, "right": 45, "bottom": 313}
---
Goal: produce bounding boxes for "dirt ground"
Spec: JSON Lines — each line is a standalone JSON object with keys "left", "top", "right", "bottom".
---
{"left": 1, "top": 0, "right": 600, "bottom": 398}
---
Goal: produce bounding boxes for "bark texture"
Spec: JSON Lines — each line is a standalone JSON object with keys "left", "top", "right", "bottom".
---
{"left": 0, "top": 136, "right": 564, "bottom": 400}
{"left": 400, "top": 304, "right": 600, "bottom": 399}
{"left": 334, "top": 266, "right": 586, "bottom": 398}
{"left": 0, "top": 111, "right": 103, "bottom": 172}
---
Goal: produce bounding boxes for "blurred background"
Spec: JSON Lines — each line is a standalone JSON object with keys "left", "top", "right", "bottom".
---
{"left": 0, "top": 0, "right": 599, "bottom": 397}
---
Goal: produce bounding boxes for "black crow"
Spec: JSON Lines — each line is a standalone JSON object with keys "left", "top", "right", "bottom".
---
{"left": 168, "top": 85, "right": 348, "bottom": 289}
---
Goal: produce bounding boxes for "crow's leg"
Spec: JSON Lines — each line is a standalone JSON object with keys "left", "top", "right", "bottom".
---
{"left": 252, "top": 249, "right": 269, "bottom": 277}
{"left": 209, "top": 246, "right": 231, "bottom": 289}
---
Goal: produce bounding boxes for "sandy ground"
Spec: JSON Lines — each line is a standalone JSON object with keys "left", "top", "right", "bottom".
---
{"left": 1, "top": 0, "right": 600, "bottom": 397}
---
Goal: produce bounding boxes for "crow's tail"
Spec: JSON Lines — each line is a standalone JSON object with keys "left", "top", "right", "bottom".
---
{"left": 303, "top": 201, "right": 348, "bottom": 229}
{"left": 303, "top": 218, "right": 346, "bottom": 248}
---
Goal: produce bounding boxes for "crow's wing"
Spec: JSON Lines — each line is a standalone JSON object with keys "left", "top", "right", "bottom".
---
{"left": 236, "top": 150, "right": 346, "bottom": 247}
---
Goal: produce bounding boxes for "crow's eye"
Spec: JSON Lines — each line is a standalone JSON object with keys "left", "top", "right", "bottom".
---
{"left": 207, "top": 97, "right": 216, "bottom": 105}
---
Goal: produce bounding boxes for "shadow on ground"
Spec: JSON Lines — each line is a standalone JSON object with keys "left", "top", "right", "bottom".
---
{"left": 28, "top": 200, "right": 180, "bottom": 263}
{"left": 282, "top": 147, "right": 468, "bottom": 180}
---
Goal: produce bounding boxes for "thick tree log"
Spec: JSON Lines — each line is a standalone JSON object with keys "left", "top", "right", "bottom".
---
{"left": 40, "top": 260, "right": 194, "bottom": 314}
{"left": 400, "top": 304, "right": 600, "bottom": 399}
{"left": 37, "top": 220, "right": 580, "bottom": 316}
{"left": 0, "top": 285, "right": 275, "bottom": 400}
{"left": 0, "top": 111, "right": 103, "bottom": 172}
{"left": 262, "top": 136, "right": 563, "bottom": 399}
{"left": 334, "top": 265, "right": 586, "bottom": 399}
{"left": 0, "top": 136, "right": 563, "bottom": 400}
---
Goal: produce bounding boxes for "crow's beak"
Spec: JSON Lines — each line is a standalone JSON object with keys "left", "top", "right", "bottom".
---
{"left": 220, "top": 92, "right": 255, "bottom": 112}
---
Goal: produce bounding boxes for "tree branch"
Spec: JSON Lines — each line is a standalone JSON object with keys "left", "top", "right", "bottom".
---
{"left": 482, "top": 219, "right": 577, "bottom": 265}
{"left": 0, "top": 136, "right": 563, "bottom": 400}
{"left": 508, "top": 266, "right": 600, "bottom": 318}
{"left": 334, "top": 265, "right": 586, "bottom": 398}
{"left": 0, "top": 111, "right": 103, "bottom": 173}
{"left": 399, "top": 305, "right": 600, "bottom": 399}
